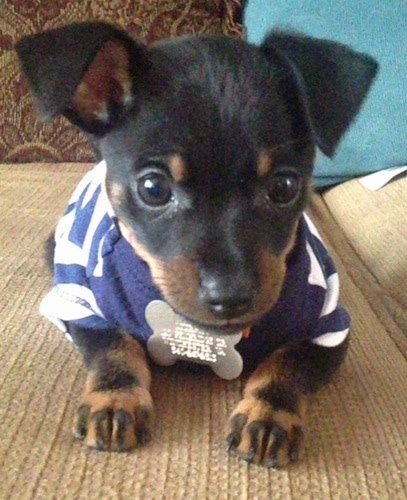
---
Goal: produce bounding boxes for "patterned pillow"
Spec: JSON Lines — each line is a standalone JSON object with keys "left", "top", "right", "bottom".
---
{"left": 0, "top": 0, "right": 243, "bottom": 162}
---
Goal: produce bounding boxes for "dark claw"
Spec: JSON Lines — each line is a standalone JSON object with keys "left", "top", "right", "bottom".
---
{"left": 289, "top": 446, "right": 299, "bottom": 463}
{"left": 288, "top": 425, "right": 304, "bottom": 462}
{"left": 74, "top": 404, "right": 90, "bottom": 440}
{"left": 242, "top": 451, "right": 255, "bottom": 463}
{"left": 114, "top": 409, "right": 134, "bottom": 452}
{"left": 264, "top": 457, "right": 280, "bottom": 469}
{"left": 244, "top": 421, "right": 270, "bottom": 463}
{"left": 263, "top": 426, "right": 288, "bottom": 468}
{"left": 137, "top": 427, "right": 151, "bottom": 446}
{"left": 135, "top": 407, "right": 152, "bottom": 426}
{"left": 226, "top": 414, "right": 247, "bottom": 452}
{"left": 226, "top": 433, "right": 239, "bottom": 452}
{"left": 134, "top": 407, "right": 153, "bottom": 447}
{"left": 94, "top": 410, "right": 113, "bottom": 450}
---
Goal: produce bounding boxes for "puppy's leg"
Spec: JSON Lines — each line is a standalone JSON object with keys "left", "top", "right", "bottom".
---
{"left": 227, "top": 339, "right": 348, "bottom": 468}
{"left": 68, "top": 324, "right": 154, "bottom": 452}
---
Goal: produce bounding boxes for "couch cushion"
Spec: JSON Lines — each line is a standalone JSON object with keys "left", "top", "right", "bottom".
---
{"left": 243, "top": 0, "right": 407, "bottom": 187}
{"left": 0, "top": 0, "right": 243, "bottom": 163}
{"left": 312, "top": 175, "right": 407, "bottom": 357}
{"left": 1, "top": 163, "right": 406, "bottom": 498}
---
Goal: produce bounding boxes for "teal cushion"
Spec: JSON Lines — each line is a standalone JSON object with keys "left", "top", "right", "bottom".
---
{"left": 244, "top": 1, "right": 407, "bottom": 187}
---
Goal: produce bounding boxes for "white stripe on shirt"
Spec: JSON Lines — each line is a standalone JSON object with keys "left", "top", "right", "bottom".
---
{"left": 313, "top": 328, "right": 349, "bottom": 347}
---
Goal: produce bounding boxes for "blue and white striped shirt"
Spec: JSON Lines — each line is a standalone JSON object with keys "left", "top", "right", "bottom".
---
{"left": 40, "top": 162, "right": 350, "bottom": 364}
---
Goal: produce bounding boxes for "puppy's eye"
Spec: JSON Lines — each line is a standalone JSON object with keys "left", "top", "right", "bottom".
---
{"left": 137, "top": 172, "right": 172, "bottom": 207}
{"left": 268, "top": 171, "right": 302, "bottom": 207}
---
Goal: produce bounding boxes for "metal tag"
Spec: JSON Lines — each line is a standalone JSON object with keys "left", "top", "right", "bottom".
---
{"left": 145, "top": 300, "right": 243, "bottom": 380}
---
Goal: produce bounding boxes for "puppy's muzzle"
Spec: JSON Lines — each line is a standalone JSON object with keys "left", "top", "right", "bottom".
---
{"left": 198, "top": 266, "right": 256, "bottom": 320}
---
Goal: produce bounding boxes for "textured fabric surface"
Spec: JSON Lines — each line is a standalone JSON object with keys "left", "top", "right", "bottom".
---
{"left": 1, "top": 163, "right": 406, "bottom": 499}
{"left": 320, "top": 175, "right": 407, "bottom": 357}
{"left": 0, "top": 0, "right": 243, "bottom": 163}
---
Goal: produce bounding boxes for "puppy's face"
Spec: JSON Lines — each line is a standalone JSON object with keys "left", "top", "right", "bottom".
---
{"left": 99, "top": 37, "right": 315, "bottom": 329}
{"left": 16, "top": 22, "right": 377, "bottom": 329}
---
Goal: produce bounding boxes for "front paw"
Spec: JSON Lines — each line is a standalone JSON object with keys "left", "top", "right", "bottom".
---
{"left": 73, "top": 387, "right": 154, "bottom": 452}
{"left": 226, "top": 397, "right": 304, "bottom": 468}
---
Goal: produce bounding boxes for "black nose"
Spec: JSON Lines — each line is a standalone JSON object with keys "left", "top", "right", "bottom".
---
{"left": 199, "top": 271, "right": 255, "bottom": 320}
{"left": 207, "top": 296, "right": 253, "bottom": 318}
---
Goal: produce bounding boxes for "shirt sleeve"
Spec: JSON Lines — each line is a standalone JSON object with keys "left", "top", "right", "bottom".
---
{"left": 39, "top": 162, "right": 114, "bottom": 334}
{"left": 39, "top": 282, "right": 111, "bottom": 333}
{"left": 304, "top": 214, "right": 351, "bottom": 348}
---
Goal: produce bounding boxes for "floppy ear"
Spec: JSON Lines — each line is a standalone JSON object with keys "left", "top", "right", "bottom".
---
{"left": 261, "top": 32, "right": 378, "bottom": 157}
{"left": 15, "top": 21, "right": 149, "bottom": 135}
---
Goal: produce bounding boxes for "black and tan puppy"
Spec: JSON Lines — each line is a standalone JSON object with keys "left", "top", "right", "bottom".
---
{"left": 16, "top": 22, "right": 377, "bottom": 467}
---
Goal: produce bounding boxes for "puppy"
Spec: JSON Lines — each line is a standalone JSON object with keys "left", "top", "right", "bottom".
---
{"left": 16, "top": 22, "right": 377, "bottom": 467}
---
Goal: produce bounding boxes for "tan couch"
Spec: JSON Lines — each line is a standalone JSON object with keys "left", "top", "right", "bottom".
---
{"left": 2, "top": 164, "right": 405, "bottom": 499}
{"left": 1, "top": 2, "right": 406, "bottom": 498}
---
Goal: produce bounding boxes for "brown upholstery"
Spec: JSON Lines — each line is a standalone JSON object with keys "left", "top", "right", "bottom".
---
{"left": 0, "top": 0, "right": 243, "bottom": 163}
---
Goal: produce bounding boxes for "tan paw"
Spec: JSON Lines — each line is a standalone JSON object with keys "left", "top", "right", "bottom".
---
{"left": 226, "top": 396, "right": 304, "bottom": 468}
{"left": 73, "top": 387, "right": 154, "bottom": 452}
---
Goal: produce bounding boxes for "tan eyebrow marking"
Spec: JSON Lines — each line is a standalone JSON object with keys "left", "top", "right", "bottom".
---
{"left": 257, "top": 152, "right": 273, "bottom": 178}
{"left": 167, "top": 154, "right": 188, "bottom": 183}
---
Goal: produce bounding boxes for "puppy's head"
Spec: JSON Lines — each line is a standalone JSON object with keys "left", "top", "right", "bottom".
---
{"left": 16, "top": 22, "right": 377, "bottom": 330}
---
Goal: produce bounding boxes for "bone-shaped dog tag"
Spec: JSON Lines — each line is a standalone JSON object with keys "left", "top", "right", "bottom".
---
{"left": 145, "top": 300, "right": 243, "bottom": 380}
